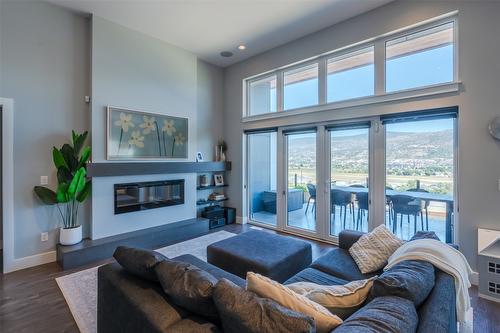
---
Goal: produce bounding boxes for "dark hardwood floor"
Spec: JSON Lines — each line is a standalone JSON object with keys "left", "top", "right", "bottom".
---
{"left": 1, "top": 224, "right": 499, "bottom": 333}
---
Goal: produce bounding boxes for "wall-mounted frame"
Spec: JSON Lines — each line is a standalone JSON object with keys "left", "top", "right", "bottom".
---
{"left": 107, "top": 106, "right": 188, "bottom": 160}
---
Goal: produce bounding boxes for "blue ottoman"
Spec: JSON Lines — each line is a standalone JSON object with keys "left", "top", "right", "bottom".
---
{"left": 207, "top": 230, "right": 312, "bottom": 283}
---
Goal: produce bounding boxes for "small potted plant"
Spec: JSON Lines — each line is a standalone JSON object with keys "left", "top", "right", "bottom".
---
{"left": 34, "top": 131, "right": 91, "bottom": 245}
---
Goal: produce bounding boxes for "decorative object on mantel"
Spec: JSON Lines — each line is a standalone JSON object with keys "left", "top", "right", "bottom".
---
{"left": 215, "top": 139, "right": 227, "bottom": 161}
{"left": 199, "top": 174, "right": 210, "bottom": 187}
{"left": 214, "top": 174, "right": 224, "bottom": 186}
{"left": 107, "top": 106, "right": 188, "bottom": 160}
{"left": 196, "top": 151, "right": 204, "bottom": 162}
{"left": 34, "top": 131, "right": 91, "bottom": 246}
{"left": 488, "top": 116, "right": 500, "bottom": 140}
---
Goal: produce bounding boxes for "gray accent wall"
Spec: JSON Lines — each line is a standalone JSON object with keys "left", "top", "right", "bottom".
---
{"left": 223, "top": 0, "right": 500, "bottom": 271}
{"left": 0, "top": 1, "right": 90, "bottom": 259}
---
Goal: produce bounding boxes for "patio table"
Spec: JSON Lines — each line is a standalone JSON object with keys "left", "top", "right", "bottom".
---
{"left": 332, "top": 185, "right": 454, "bottom": 243}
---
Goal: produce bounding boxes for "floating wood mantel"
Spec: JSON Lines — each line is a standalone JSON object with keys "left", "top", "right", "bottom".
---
{"left": 87, "top": 161, "right": 231, "bottom": 177}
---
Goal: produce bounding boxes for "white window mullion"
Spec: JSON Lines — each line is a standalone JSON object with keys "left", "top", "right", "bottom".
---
{"left": 318, "top": 59, "right": 327, "bottom": 105}
{"left": 276, "top": 71, "right": 284, "bottom": 112}
{"left": 369, "top": 119, "right": 387, "bottom": 231}
{"left": 374, "top": 39, "right": 386, "bottom": 96}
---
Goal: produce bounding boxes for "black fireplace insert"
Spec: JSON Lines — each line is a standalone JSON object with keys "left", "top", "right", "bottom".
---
{"left": 114, "top": 179, "right": 185, "bottom": 214}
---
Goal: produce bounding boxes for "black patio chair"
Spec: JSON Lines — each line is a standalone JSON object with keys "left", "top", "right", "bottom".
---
{"left": 391, "top": 194, "right": 422, "bottom": 236}
{"left": 331, "top": 189, "right": 355, "bottom": 229}
{"left": 407, "top": 188, "right": 430, "bottom": 231}
{"left": 355, "top": 191, "right": 369, "bottom": 231}
{"left": 305, "top": 183, "right": 316, "bottom": 214}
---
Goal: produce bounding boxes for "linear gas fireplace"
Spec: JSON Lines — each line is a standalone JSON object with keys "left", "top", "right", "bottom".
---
{"left": 114, "top": 179, "right": 185, "bottom": 214}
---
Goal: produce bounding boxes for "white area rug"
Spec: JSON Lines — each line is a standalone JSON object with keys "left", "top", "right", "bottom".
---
{"left": 56, "top": 231, "right": 236, "bottom": 333}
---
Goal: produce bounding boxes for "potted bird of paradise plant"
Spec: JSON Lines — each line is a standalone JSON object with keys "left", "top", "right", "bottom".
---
{"left": 34, "top": 131, "right": 91, "bottom": 245}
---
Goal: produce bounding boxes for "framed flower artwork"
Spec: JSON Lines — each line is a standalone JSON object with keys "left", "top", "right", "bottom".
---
{"left": 107, "top": 106, "right": 188, "bottom": 160}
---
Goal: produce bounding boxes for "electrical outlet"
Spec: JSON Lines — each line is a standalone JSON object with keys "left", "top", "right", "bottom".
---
{"left": 41, "top": 232, "right": 49, "bottom": 242}
{"left": 40, "top": 175, "right": 48, "bottom": 185}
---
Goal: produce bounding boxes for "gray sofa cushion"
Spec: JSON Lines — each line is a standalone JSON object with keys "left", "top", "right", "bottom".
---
{"left": 371, "top": 260, "right": 435, "bottom": 307}
{"left": 213, "top": 279, "right": 315, "bottom": 333}
{"left": 113, "top": 246, "right": 167, "bottom": 281}
{"left": 410, "top": 231, "right": 440, "bottom": 241}
{"left": 165, "top": 316, "right": 220, "bottom": 333}
{"left": 284, "top": 267, "right": 349, "bottom": 286}
{"left": 173, "top": 254, "right": 245, "bottom": 287}
{"left": 155, "top": 259, "right": 219, "bottom": 321}
{"left": 311, "top": 248, "right": 381, "bottom": 281}
{"left": 417, "top": 270, "right": 457, "bottom": 333}
{"left": 333, "top": 296, "right": 418, "bottom": 333}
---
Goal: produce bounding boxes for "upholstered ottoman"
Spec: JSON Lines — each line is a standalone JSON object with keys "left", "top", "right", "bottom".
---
{"left": 207, "top": 230, "right": 312, "bottom": 283}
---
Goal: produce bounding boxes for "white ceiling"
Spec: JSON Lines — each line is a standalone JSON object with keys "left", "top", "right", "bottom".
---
{"left": 48, "top": 0, "right": 393, "bottom": 67}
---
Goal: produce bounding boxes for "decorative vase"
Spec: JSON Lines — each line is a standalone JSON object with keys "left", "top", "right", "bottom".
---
{"left": 60, "top": 225, "right": 82, "bottom": 245}
{"left": 221, "top": 151, "right": 226, "bottom": 161}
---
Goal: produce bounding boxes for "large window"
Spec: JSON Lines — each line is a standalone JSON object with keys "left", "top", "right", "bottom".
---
{"left": 327, "top": 47, "right": 374, "bottom": 102}
{"left": 248, "top": 75, "right": 277, "bottom": 116}
{"left": 384, "top": 113, "right": 456, "bottom": 242}
{"left": 284, "top": 63, "right": 319, "bottom": 110}
{"left": 386, "top": 22, "right": 454, "bottom": 92}
{"left": 244, "top": 16, "right": 456, "bottom": 118}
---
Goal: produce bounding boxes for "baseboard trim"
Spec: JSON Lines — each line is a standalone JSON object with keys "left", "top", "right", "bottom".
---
{"left": 5, "top": 250, "right": 56, "bottom": 273}
{"left": 236, "top": 216, "right": 248, "bottom": 224}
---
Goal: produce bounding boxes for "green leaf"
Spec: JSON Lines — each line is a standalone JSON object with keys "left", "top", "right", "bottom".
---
{"left": 56, "top": 183, "right": 69, "bottom": 203}
{"left": 34, "top": 186, "right": 58, "bottom": 205}
{"left": 61, "top": 144, "right": 78, "bottom": 171}
{"left": 57, "top": 167, "right": 72, "bottom": 184}
{"left": 68, "top": 167, "right": 86, "bottom": 197}
{"left": 73, "top": 131, "right": 88, "bottom": 155}
{"left": 76, "top": 181, "right": 91, "bottom": 203}
{"left": 78, "top": 146, "right": 91, "bottom": 169}
{"left": 53, "top": 147, "right": 68, "bottom": 170}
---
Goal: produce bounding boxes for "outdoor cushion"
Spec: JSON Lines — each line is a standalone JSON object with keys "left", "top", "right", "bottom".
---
{"left": 247, "top": 272, "right": 342, "bottom": 333}
{"left": 311, "top": 248, "right": 381, "bottom": 281}
{"left": 213, "top": 278, "right": 315, "bottom": 333}
{"left": 207, "top": 230, "right": 312, "bottom": 283}
{"left": 287, "top": 277, "right": 376, "bottom": 319}
{"left": 173, "top": 254, "right": 245, "bottom": 287}
{"left": 284, "top": 267, "right": 349, "bottom": 285}
{"left": 349, "top": 225, "right": 403, "bottom": 274}
{"left": 113, "top": 246, "right": 167, "bottom": 281}
{"left": 371, "top": 260, "right": 435, "bottom": 307}
{"left": 155, "top": 259, "right": 218, "bottom": 321}
{"left": 333, "top": 296, "right": 418, "bottom": 333}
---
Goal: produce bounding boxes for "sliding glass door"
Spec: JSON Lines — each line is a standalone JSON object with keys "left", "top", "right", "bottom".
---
{"left": 285, "top": 131, "right": 317, "bottom": 233}
{"left": 329, "top": 125, "right": 370, "bottom": 236}
{"left": 247, "top": 132, "right": 277, "bottom": 226}
{"left": 245, "top": 107, "right": 457, "bottom": 244}
{"left": 384, "top": 114, "right": 456, "bottom": 242}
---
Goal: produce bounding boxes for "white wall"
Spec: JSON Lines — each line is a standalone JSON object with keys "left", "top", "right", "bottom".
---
{"left": 0, "top": 0, "right": 90, "bottom": 259}
{"left": 223, "top": 0, "right": 500, "bottom": 271}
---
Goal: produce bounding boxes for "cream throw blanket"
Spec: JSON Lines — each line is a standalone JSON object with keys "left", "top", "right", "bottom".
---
{"left": 385, "top": 239, "right": 473, "bottom": 325}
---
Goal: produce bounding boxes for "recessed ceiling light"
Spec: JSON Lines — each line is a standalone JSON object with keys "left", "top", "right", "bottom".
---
{"left": 238, "top": 45, "right": 246, "bottom": 50}
{"left": 220, "top": 51, "right": 233, "bottom": 57}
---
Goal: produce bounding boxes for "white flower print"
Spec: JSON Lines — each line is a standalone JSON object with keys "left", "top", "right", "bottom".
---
{"left": 128, "top": 131, "right": 144, "bottom": 148}
{"left": 174, "top": 133, "right": 185, "bottom": 146}
{"left": 162, "top": 120, "right": 176, "bottom": 136}
{"left": 114, "top": 112, "right": 135, "bottom": 132}
{"left": 139, "top": 116, "right": 156, "bottom": 135}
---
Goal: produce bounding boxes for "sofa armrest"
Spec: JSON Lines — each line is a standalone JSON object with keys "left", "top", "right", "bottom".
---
{"left": 97, "top": 262, "right": 187, "bottom": 333}
{"left": 338, "top": 230, "right": 365, "bottom": 250}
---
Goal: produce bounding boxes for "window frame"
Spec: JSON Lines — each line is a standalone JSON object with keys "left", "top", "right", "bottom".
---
{"left": 243, "top": 12, "right": 458, "bottom": 119}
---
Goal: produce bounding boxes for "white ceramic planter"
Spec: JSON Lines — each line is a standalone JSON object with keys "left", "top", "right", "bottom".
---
{"left": 60, "top": 225, "right": 82, "bottom": 245}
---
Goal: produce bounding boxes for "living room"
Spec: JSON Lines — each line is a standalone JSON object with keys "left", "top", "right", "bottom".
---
{"left": 1, "top": 0, "right": 500, "bottom": 332}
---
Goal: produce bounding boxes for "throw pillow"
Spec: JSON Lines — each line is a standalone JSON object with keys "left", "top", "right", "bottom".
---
{"left": 371, "top": 260, "right": 435, "bottom": 307}
{"left": 155, "top": 259, "right": 219, "bottom": 320}
{"left": 333, "top": 296, "right": 418, "bottom": 333}
{"left": 349, "top": 225, "right": 403, "bottom": 274}
{"left": 113, "top": 246, "right": 167, "bottom": 281}
{"left": 246, "top": 272, "right": 342, "bottom": 333}
{"left": 287, "top": 277, "right": 376, "bottom": 319}
{"left": 410, "top": 231, "right": 440, "bottom": 241}
{"left": 213, "top": 278, "right": 315, "bottom": 333}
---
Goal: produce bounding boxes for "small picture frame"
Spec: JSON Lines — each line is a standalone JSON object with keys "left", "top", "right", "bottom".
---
{"left": 214, "top": 174, "right": 224, "bottom": 186}
{"left": 196, "top": 152, "right": 204, "bottom": 162}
